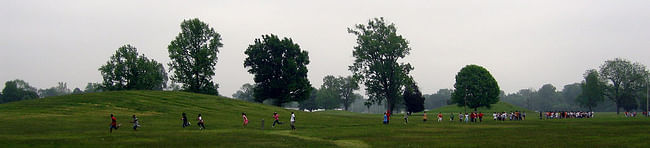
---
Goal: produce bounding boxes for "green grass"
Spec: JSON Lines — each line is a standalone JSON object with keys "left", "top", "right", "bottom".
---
{"left": 0, "top": 91, "right": 649, "bottom": 147}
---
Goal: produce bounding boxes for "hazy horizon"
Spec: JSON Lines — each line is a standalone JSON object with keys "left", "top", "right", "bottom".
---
{"left": 2, "top": 0, "right": 650, "bottom": 96}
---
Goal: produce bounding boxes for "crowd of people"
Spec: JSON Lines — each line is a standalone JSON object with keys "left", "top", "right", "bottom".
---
{"left": 624, "top": 111, "right": 650, "bottom": 118}
{"left": 108, "top": 111, "right": 298, "bottom": 133}
{"left": 493, "top": 111, "right": 526, "bottom": 121}
{"left": 540, "top": 111, "right": 594, "bottom": 119}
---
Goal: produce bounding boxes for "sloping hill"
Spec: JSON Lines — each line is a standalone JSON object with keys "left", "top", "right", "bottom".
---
{"left": 428, "top": 102, "right": 534, "bottom": 113}
{"left": 0, "top": 91, "right": 373, "bottom": 147}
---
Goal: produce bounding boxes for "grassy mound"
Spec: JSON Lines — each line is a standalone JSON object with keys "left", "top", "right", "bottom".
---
{"left": 1, "top": 91, "right": 649, "bottom": 147}
{"left": 428, "top": 102, "right": 533, "bottom": 113}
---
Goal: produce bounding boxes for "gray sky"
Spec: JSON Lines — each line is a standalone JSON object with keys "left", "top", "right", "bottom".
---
{"left": 2, "top": 0, "right": 650, "bottom": 96}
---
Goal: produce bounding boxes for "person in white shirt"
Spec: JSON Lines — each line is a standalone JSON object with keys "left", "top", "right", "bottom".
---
{"left": 290, "top": 112, "right": 296, "bottom": 130}
{"left": 197, "top": 114, "right": 205, "bottom": 130}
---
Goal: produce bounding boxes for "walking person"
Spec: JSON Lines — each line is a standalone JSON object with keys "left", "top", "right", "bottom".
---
{"left": 242, "top": 112, "right": 249, "bottom": 128}
{"left": 197, "top": 114, "right": 205, "bottom": 130}
{"left": 109, "top": 114, "right": 120, "bottom": 133}
{"left": 437, "top": 112, "right": 443, "bottom": 122}
{"left": 131, "top": 115, "right": 140, "bottom": 131}
{"left": 272, "top": 112, "right": 282, "bottom": 128}
{"left": 479, "top": 112, "right": 484, "bottom": 122}
{"left": 290, "top": 112, "right": 296, "bottom": 130}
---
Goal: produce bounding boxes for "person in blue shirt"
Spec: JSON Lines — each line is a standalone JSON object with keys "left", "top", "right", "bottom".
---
{"left": 383, "top": 112, "right": 388, "bottom": 124}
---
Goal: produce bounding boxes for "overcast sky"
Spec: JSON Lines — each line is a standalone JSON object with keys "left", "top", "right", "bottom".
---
{"left": 2, "top": 0, "right": 650, "bottom": 96}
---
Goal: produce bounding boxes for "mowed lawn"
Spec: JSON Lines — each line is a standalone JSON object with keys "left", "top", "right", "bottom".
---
{"left": 0, "top": 91, "right": 649, "bottom": 148}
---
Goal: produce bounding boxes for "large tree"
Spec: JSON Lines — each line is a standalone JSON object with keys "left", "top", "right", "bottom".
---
{"left": 99, "top": 44, "right": 167, "bottom": 91}
{"left": 1, "top": 79, "right": 39, "bottom": 103}
{"left": 535, "top": 84, "right": 559, "bottom": 111}
{"left": 599, "top": 58, "right": 649, "bottom": 114}
{"left": 244, "top": 34, "right": 311, "bottom": 106}
{"left": 451, "top": 65, "right": 500, "bottom": 112}
{"left": 403, "top": 78, "right": 425, "bottom": 113}
{"left": 168, "top": 18, "right": 223, "bottom": 95}
{"left": 577, "top": 69, "right": 606, "bottom": 111}
{"left": 348, "top": 17, "right": 413, "bottom": 112}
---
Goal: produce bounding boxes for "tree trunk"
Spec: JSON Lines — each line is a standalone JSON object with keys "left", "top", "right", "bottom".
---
{"left": 616, "top": 99, "right": 620, "bottom": 115}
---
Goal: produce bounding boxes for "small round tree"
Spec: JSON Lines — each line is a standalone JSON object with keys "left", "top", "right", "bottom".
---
{"left": 451, "top": 65, "right": 500, "bottom": 112}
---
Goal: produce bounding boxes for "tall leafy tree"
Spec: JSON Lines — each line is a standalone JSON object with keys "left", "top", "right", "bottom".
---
{"left": 244, "top": 34, "right": 311, "bottom": 106}
{"left": 339, "top": 76, "right": 360, "bottom": 111}
{"left": 99, "top": 44, "right": 167, "bottom": 91}
{"left": 599, "top": 58, "right": 649, "bottom": 114}
{"left": 403, "top": 78, "right": 425, "bottom": 113}
{"left": 451, "top": 65, "right": 500, "bottom": 112}
{"left": 232, "top": 83, "right": 256, "bottom": 102}
{"left": 1, "top": 79, "right": 39, "bottom": 103}
{"left": 168, "top": 18, "right": 223, "bottom": 95}
{"left": 348, "top": 17, "right": 413, "bottom": 112}
{"left": 535, "top": 84, "right": 559, "bottom": 111}
{"left": 577, "top": 69, "right": 606, "bottom": 111}
{"left": 561, "top": 83, "right": 582, "bottom": 110}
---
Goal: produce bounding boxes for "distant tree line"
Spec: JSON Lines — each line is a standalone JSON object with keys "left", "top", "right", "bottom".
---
{"left": 0, "top": 79, "right": 104, "bottom": 104}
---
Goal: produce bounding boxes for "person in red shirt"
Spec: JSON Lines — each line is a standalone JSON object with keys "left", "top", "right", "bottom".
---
{"left": 386, "top": 110, "right": 391, "bottom": 124}
{"left": 478, "top": 112, "right": 484, "bottom": 122}
{"left": 470, "top": 112, "right": 475, "bottom": 122}
{"left": 109, "top": 114, "right": 120, "bottom": 133}
{"left": 272, "top": 112, "right": 282, "bottom": 128}
{"left": 437, "top": 112, "right": 443, "bottom": 122}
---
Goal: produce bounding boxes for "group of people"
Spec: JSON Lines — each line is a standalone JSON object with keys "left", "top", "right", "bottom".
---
{"left": 109, "top": 111, "right": 297, "bottom": 133}
{"left": 455, "top": 112, "right": 485, "bottom": 123}
{"left": 109, "top": 114, "right": 139, "bottom": 133}
{"left": 624, "top": 111, "right": 649, "bottom": 118}
{"left": 541, "top": 111, "right": 594, "bottom": 119}
{"left": 493, "top": 111, "right": 526, "bottom": 121}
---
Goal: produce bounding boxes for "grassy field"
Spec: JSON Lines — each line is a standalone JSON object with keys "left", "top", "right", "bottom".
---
{"left": 0, "top": 91, "right": 649, "bottom": 147}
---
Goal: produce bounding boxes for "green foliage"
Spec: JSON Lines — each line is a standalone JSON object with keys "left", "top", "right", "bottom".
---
{"left": 84, "top": 82, "right": 103, "bottom": 93}
{"left": 578, "top": 69, "right": 606, "bottom": 111}
{"left": 599, "top": 58, "right": 649, "bottom": 113}
{"left": 316, "top": 75, "right": 360, "bottom": 111}
{"left": 451, "top": 65, "right": 500, "bottom": 111}
{"left": 168, "top": 18, "right": 222, "bottom": 95}
{"left": 38, "top": 82, "right": 71, "bottom": 98}
{"left": 403, "top": 79, "right": 425, "bottom": 113}
{"left": 429, "top": 102, "right": 533, "bottom": 113}
{"left": 244, "top": 34, "right": 311, "bottom": 106}
{"left": 72, "top": 88, "right": 83, "bottom": 94}
{"left": 424, "top": 89, "right": 453, "bottom": 110}
{"left": 299, "top": 87, "right": 319, "bottom": 112}
{"left": 99, "top": 44, "right": 167, "bottom": 91}
{"left": 232, "top": 83, "right": 256, "bottom": 102}
{"left": 348, "top": 17, "right": 413, "bottom": 112}
{"left": 1, "top": 79, "right": 39, "bottom": 103}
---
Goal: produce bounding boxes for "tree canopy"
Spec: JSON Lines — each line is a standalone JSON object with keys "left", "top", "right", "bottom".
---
{"left": 451, "top": 65, "right": 500, "bottom": 111}
{"left": 38, "top": 82, "right": 71, "bottom": 98}
{"left": 348, "top": 17, "right": 413, "bottom": 112}
{"left": 599, "top": 58, "right": 649, "bottom": 113}
{"left": 168, "top": 18, "right": 222, "bottom": 95}
{"left": 403, "top": 78, "right": 425, "bottom": 113}
{"left": 99, "top": 44, "right": 167, "bottom": 91}
{"left": 577, "top": 69, "right": 606, "bottom": 111}
{"left": 1, "top": 79, "right": 39, "bottom": 103}
{"left": 244, "top": 34, "right": 311, "bottom": 106}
